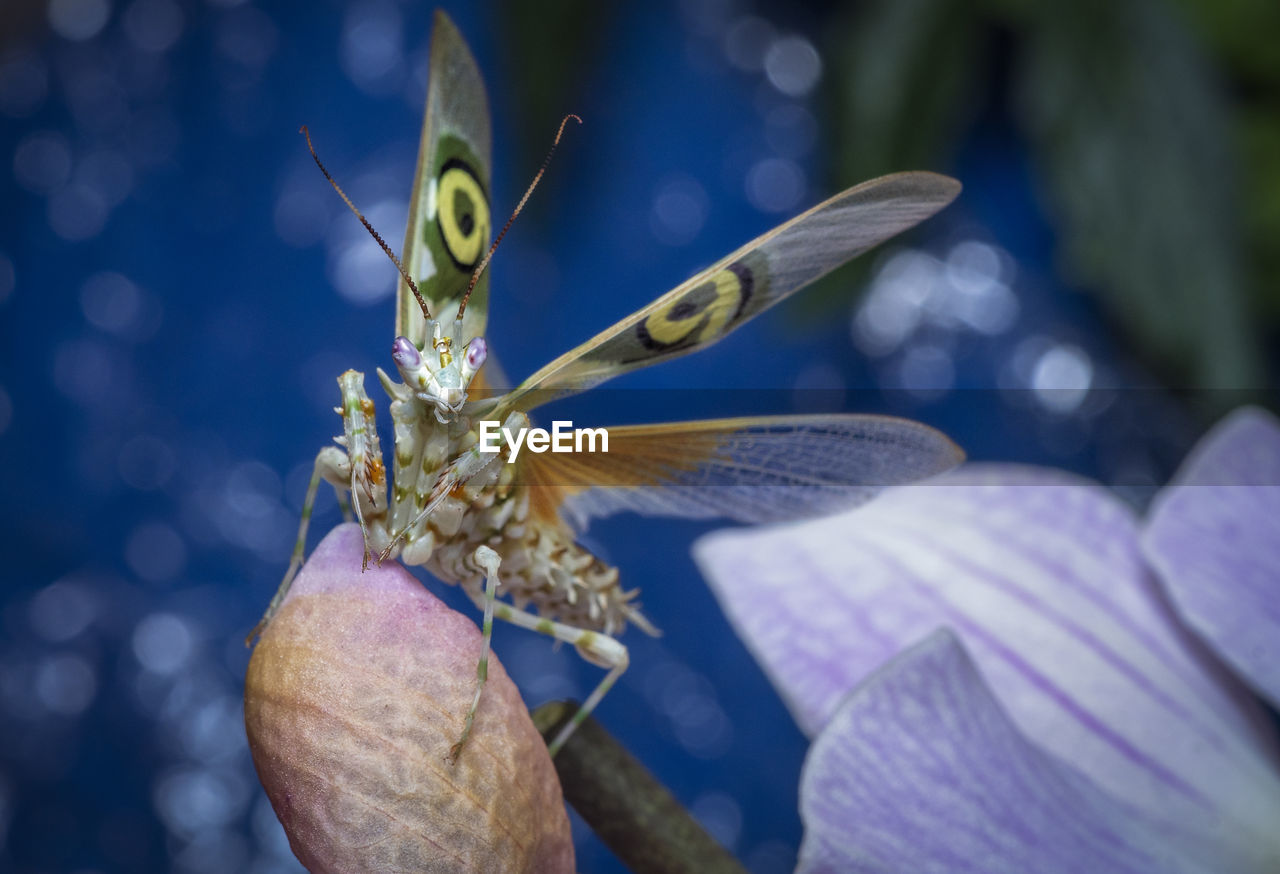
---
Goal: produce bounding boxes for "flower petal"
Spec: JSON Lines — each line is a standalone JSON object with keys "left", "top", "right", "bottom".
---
{"left": 798, "top": 631, "right": 1222, "bottom": 874}
{"left": 1143, "top": 406, "right": 1280, "bottom": 708}
{"left": 694, "top": 465, "right": 1280, "bottom": 864}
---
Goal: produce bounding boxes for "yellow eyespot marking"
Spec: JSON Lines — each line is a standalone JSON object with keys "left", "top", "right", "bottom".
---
{"left": 437, "top": 160, "right": 489, "bottom": 269}
{"left": 637, "top": 262, "right": 753, "bottom": 351}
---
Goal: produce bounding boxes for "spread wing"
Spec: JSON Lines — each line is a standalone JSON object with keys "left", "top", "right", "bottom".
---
{"left": 516, "top": 414, "right": 964, "bottom": 531}
{"left": 496, "top": 172, "right": 960, "bottom": 415}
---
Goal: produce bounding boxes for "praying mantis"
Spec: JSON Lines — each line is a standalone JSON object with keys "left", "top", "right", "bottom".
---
{"left": 252, "top": 11, "right": 962, "bottom": 761}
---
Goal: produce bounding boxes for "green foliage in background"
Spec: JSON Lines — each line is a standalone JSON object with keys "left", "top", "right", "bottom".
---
{"left": 824, "top": 0, "right": 1274, "bottom": 395}
{"left": 1175, "top": 0, "right": 1280, "bottom": 323}
{"left": 498, "top": 1, "right": 615, "bottom": 215}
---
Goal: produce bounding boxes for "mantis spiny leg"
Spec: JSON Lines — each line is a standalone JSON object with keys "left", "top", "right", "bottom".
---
{"left": 469, "top": 592, "right": 630, "bottom": 758}
{"left": 247, "top": 446, "right": 349, "bottom": 643}
{"left": 448, "top": 544, "right": 503, "bottom": 763}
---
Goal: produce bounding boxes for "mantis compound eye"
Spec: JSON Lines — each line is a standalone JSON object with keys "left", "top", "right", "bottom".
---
{"left": 461, "top": 337, "right": 487, "bottom": 379}
{"left": 391, "top": 336, "right": 422, "bottom": 371}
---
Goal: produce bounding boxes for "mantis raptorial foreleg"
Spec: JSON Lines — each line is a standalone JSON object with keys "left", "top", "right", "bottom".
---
{"left": 379, "top": 410, "right": 529, "bottom": 563}
{"left": 463, "top": 585, "right": 630, "bottom": 758}
{"left": 335, "top": 370, "right": 388, "bottom": 567}
{"left": 250, "top": 371, "right": 388, "bottom": 643}
{"left": 247, "top": 446, "right": 350, "bottom": 642}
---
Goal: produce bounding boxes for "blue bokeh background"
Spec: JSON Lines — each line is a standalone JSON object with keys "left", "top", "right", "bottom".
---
{"left": 0, "top": 1, "right": 1262, "bottom": 872}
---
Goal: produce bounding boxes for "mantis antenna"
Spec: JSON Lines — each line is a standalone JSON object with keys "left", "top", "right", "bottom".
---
{"left": 301, "top": 125, "right": 434, "bottom": 321}
{"left": 456, "top": 114, "right": 582, "bottom": 320}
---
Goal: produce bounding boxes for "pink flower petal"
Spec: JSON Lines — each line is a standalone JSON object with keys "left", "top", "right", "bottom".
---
{"left": 1143, "top": 406, "right": 1280, "bottom": 708}
{"left": 694, "top": 465, "right": 1280, "bottom": 863}
{"left": 799, "top": 631, "right": 1226, "bottom": 874}
{"left": 245, "top": 524, "right": 575, "bottom": 873}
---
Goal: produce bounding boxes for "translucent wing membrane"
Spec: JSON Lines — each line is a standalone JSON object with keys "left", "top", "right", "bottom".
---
{"left": 520, "top": 415, "right": 965, "bottom": 531}
{"left": 397, "top": 11, "right": 493, "bottom": 349}
{"left": 498, "top": 172, "right": 961, "bottom": 414}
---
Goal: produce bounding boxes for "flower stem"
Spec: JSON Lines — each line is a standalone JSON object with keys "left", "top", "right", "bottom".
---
{"left": 532, "top": 700, "right": 747, "bottom": 874}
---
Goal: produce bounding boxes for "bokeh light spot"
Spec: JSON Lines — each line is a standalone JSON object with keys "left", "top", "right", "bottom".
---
{"left": 943, "top": 241, "right": 1018, "bottom": 335}
{"left": 48, "top": 0, "right": 112, "bottom": 42}
{"left": 650, "top": 175, "right": 709, "bottom": 246}
{"left": 132, "top": 612, "right": 194, "bottom": 675}
{"left": 76, "top": 150, "right": 135, "bottom": 207}
{"left": 153, "top": 767, "right": 250, "bottom": 839}
{"left": 330, "top": 199, "right": 406, "bottom": 304}
{"left": 764, "top": 36, "right": 821, "bottom": 97}
{"left": 180, "top": 695, "right": 246, "bottom": 763}
{"left": 47, "top": 185, "right": 110, "bottom": 241}
{"left": 13, "top": 130, "right": 72, "bottom": 194}
{"left": 853, "top": 250, "right": 938, "bottom": 355}
{"left": 691, "top": 791, "right": 743, "bottom": 850}
{"left": 80, "top": 271, "right": 142, "bottom": 334}
{"left": 895, "top": 344, "right": 955, "bottom": 399}
{"left": 29, "top": 579, "right": 97, "bottom": 642}
{"left": 340, "top": 2, "right": 404, "bottom": 95}
{"left": 1032, "top": 343, "right": 1093, "bottom": 414}
{"left": 35, "top": 654, "right": 98, "bottom": 715}
{"left": 745, "top": 157, "right": 804, "bottom": 213}
{"left": 225, "top": 461, "right": 282, "bottom": 517}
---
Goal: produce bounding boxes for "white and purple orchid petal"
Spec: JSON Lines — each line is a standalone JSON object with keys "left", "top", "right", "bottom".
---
{"left": 798, "top": 631, "right": 1224, "bottom": 874}
{"left": 1143, "top": 406, "right": 1280, "bottom": 708}
{"left": 694, "top": 465, "right": 1280, "bottom": 864}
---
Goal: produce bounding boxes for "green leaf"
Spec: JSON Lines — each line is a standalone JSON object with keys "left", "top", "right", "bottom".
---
{"left": 801, "top": 0, "right": 979, "bottom": 318}
{"left": 1011, "top": 0, "right": 1264, "bottom": 389}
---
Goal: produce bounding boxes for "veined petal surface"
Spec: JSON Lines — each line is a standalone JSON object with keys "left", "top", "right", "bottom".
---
{"left": 695, "top": 465, "right": 1280, "bottom": 867}
{"left": 799, "top": 632, "right": 1220, "bottom": 874}
{"left": 1143, "top": 407, "right": 1280, "bottom": 708}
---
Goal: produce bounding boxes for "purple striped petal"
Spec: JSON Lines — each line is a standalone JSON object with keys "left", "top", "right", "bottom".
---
{"left": 1143, "top": 407, "right": 1280, "bottom": 708}
{"left": 799, "top": 631, "right": 1222, "bottom": 874}
{"left": 694, "top": 465, "right": 1280, "bottom": 866}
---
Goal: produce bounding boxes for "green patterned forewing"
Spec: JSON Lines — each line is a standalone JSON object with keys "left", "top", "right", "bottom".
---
{"left": 398, "top": 11, "right": 493, "bottom": 350}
